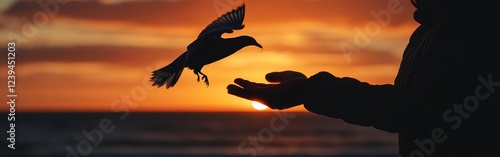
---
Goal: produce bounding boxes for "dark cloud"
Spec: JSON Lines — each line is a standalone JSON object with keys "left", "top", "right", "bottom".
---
{"left": 4, "top": 0, "right": 417, "bottom": 27}
{"left": 4, "top": 0, "right": 215, "bottom": 27}
{"left": 248, "top": 0, "right": 416, "bottom": 27}
{"left": 17, "top": 46, "right": 184, "bottom": 66}
{"left": 247, "top": 42, "right": 401, "bottom": 66}
{"left": 266, "top": 31, "right": 402, "bottom": 66}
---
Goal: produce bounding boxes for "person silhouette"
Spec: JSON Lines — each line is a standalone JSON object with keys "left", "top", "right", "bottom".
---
{"left": 227, "top": 0, "right": 499, "bottom": 156}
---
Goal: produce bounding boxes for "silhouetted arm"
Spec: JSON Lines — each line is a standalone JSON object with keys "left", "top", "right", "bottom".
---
{"left": 227, "top": 71, "right": 409, "bottom": 132}
{"left": 302, "top": 72, "right": 408, "bottom": 133}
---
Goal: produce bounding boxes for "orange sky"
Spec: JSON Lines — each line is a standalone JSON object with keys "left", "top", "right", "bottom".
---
{"left": 0, "top": 0, "right": 418, "bottom": 112}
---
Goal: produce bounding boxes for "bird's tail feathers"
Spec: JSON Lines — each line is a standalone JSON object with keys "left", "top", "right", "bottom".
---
{"left": 150, "top": 54, "right": 186, "bottom": 89}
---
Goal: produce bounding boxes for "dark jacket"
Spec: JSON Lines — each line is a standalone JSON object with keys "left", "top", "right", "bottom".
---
{"left": 303, "top": 0, "right": 499, "bottom": 156}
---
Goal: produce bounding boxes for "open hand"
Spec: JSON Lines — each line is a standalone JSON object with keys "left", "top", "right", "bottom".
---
{"left": 227, "top": 71, "right": 308, "bottom": 110}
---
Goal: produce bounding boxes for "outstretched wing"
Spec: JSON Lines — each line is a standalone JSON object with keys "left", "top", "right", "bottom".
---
{"left": 197, "top": 4, "right": 245, "bottom": 39}
{"left": 184, "top": 4, "right": 246, "bottom": 64}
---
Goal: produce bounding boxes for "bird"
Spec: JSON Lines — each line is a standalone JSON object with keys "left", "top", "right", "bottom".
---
{"left": 150, "top": 4, "right": 262, "bottom": 89}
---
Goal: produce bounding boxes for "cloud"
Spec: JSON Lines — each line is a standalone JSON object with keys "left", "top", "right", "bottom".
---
{"left": 97, "top": 0, "right": 183, "bottom": 5}
{"left": 4, "top": 0, "right": 417, "bottom": 27}
{"left": 4, "top": 0, "right": 217, "bottom": 27}
{"left": 2, "top": 0, "right": 417, "bottom": 52}
{"left": 17, "top": 46, "right": 183, "bottom": 66}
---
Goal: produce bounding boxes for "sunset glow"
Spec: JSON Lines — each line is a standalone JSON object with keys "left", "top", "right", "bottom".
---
{"left": 0, "top": 0, "right": 418, "bottom": 112}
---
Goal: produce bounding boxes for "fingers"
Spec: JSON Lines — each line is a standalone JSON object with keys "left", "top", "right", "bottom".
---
{"left": 227, "top": 84, "right": 277, "bottom": 109}
{"left": 234, "top": 78, "right": 269, "bottom": 88}
{"left": 226, "top": 84, "right": 241, "bottom": 91}
{"left": 234, "top": 78, "right": 255, "bottom": 88}
{"left": 227, "top": 84, "right": 256, "bottom": 101}
{"left": 227, "top": 78, "right": 266, "bottom": 100}
{"left": 266, "top": 71, "right": 307, "bottom": 83}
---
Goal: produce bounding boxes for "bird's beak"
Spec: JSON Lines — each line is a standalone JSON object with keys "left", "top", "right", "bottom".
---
{"left": 255, "top": 43, "right": 263, "bottom": 49}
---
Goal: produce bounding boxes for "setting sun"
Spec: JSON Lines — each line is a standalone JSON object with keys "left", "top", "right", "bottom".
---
{"left": 251, "top": 101, "right": 268, "bottom": 110}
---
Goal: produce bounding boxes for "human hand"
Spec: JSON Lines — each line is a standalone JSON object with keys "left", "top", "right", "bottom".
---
{"left": 227, "top": 71, "right": 308, "bottom": 110}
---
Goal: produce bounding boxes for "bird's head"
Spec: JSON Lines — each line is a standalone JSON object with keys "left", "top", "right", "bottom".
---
{"left": 239, "top": 36, "right": 263, "bottom": 49}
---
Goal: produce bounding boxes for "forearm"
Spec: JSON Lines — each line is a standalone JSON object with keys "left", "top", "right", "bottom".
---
{"left": 302, "top": 71, "right": 408, "bottom": 133}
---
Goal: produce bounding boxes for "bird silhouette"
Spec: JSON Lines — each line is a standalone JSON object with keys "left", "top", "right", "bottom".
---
{"left": 151, "top": 4, "right": 262, "bottom": 89}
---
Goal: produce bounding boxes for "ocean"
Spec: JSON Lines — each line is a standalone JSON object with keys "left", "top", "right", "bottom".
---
{"left": 1, "top": 112, "right": 398, "bottom": 157}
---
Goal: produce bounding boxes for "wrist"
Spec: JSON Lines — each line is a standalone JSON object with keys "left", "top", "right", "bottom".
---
{"left": 302, "top": 71, "right": 339, "bottom": 113}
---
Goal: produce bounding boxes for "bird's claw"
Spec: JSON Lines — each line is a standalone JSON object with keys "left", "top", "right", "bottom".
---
{"left": 196, "top": 74, "right": 201, "bottom": 82}
{"left": 202, "top": 75, "right": 209, "bottom": 87}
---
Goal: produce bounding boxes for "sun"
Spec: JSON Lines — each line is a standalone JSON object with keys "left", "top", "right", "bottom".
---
{"left": 251, "top": 101, "right": 268, "bottom": 111}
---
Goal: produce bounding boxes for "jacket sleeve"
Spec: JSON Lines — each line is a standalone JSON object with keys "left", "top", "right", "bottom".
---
{"left": 302, "top": 72, "right": 409, "bottom": 133}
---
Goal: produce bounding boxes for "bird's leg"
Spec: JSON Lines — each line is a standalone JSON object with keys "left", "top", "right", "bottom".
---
{"left": 193, "top": 70, "right": 201, "bottom": 82}
{"left": 199, "top": 71, "right": 209, "bottom": 87}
